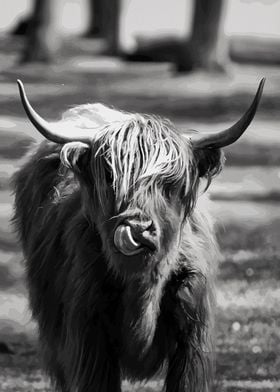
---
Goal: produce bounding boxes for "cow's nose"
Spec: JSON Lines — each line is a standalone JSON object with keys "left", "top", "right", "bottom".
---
{"left": 126, "top": 219, "right": 153, "bottom": 233}
{"left": 114, "top": 218, "right": 158, "bottom": 256}
{"left": 125, "top": 219, "right": 157, "bottom": 251}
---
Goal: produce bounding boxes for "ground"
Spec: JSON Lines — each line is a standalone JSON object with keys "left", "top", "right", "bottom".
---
{"left": 0, "top": 35, "right": 280, "bottom": 391}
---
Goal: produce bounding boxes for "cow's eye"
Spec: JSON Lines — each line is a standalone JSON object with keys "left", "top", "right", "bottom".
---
{"left": 163, "top": 184, "right": 175, "bottom": 201}
{"left": 104, "top": 166, "right": 113, "bottom": 185}
{"left": 164, "top": 182, "right": 187, "bottom": 203}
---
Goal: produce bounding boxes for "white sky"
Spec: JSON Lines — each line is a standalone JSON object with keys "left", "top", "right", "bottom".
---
{"left": 0, "top": 0, "right": 279, "bottom": 46}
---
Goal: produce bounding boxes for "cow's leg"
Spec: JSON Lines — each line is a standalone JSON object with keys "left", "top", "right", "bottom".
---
{"left": 164, "top": 269, "right": 213, "bottom": 392}
{"left": 75, "top": 361, "right": 122, "bottom": 392}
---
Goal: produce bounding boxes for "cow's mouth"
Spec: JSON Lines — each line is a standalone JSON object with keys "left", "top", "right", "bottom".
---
{"left": 114, "top": 225, "right": 143, "bottom": 256}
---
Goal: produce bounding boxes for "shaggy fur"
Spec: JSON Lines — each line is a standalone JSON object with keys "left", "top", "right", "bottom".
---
{"left": 13, "top": 104, "right": 223, "bottom": 392}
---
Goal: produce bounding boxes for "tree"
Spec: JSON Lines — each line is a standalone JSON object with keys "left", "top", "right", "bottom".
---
{"left": 86, "top": 0, "right": 106, "bottom": 37}
{"left": 85, "top": 0, "right": 121, "bottom": 54}
{"left": 103, "top": 0, "right": 121, "bottom": 55}
{"left": 20, "top": 0, "right": 122, "bottom": 62}
{"left": 21, "top": 0, "right": 61, "bottom": 63}
{"left": 177, "top": 0, "right": 229, "bottom": 72}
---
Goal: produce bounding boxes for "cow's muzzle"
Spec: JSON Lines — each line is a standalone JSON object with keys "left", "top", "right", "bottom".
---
{"left": 114, "top": 218, "right": 157, "bottom": 256}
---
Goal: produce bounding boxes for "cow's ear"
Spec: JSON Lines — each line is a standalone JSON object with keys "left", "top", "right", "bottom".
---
{"left": 194, "top": 148, "right": 224, "bottom": 181}
{"left": 60, "top": 142, "right": 90, "bottom": 173}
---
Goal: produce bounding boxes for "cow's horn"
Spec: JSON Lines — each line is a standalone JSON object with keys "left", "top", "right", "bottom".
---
{"left": 17, "top": 80, "right": 92, "bottom": 144}
{"left": 189, "top": 78, "right": 265, "bottom": 149}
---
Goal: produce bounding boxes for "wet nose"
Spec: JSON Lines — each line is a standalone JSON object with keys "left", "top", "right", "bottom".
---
{"left": 126, "top": 219, "right": 153, "bottom": 233}
{"left": 125, "top": 219, "right": 157, "bottom": 251}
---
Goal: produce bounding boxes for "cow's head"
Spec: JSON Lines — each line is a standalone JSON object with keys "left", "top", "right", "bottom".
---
{"left": 17, "top": 79, "right": 264, "bottom": 279}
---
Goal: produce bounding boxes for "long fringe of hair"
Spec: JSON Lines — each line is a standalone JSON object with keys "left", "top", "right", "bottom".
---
{"left": 60, "top": 105, "right": 203, "bottom": 216}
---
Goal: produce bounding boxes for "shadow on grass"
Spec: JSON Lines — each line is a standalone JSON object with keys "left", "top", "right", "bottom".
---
{"left": 221, "top": 142, "right": 280, "bottom": 167}
{"left": 217, "top": 220, "right": 280, "bottom": 252}
{"left": 0, "top": 263, "right": 22, "bottom": 290}
{"left": 0, "top": 230, "right": 21, "bottom": 253}
{"left": 0, "top": 130, "right": 34, "bottom": 160}
{"left": 219, "top": 253, "right": 280, "bottom": 282}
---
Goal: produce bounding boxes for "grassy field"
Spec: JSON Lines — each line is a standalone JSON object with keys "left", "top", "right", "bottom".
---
{"left": 0, "top": 36, "right": 280, "bottom": 391}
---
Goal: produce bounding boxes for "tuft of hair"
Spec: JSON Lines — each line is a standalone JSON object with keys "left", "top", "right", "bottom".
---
{"left": 60, "top": 104, "right": 200, "bottom": 214}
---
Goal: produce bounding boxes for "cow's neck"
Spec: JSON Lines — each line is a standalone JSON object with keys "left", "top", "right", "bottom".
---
{"left": 121, "top": 259, "right": 172, "bottom": 359}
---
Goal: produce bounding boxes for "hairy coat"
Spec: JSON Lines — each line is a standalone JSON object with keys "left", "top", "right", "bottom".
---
{"left": 13, "top": 103, "right": 227, "bottom": 392}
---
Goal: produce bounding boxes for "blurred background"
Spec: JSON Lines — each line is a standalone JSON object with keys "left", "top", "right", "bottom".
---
{"left": 0, "top": 0, "right": 280, "bottom": 391}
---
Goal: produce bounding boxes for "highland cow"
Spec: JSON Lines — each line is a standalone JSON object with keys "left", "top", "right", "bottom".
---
{"left": 13, "top": 79, "right": 264, "bottom": 392}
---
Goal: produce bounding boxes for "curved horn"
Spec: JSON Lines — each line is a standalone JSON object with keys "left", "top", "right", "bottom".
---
{"left": 189, "top": 78, "right": 265, "bottom": 149}
{"left": 17, "top": 79, "right": 92, "bottom": 144}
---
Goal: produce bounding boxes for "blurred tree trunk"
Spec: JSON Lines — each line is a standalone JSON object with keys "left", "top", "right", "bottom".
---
{"left": 86, "top": 0, "right": 121, "bottom": 54}
{"left": 21, "top": 0, "right": 61, "bottom": 63}
{"left": 86, "top": 0, "right": 106, "bottom": 37}
{"left": 103, "top": 0, "right": 121, "bottom": 55}
{"left": 11, "top": 16, "right": 31, "bottom": 36}
{"left": 177, "top": 0, "right": 229, "bottom": 72}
